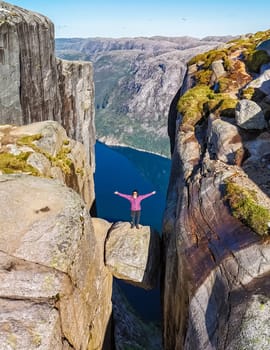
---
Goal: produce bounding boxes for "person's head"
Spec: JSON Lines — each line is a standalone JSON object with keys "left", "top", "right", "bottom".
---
{"left": 132, "top": 190, "right": 138, "bottom": 198}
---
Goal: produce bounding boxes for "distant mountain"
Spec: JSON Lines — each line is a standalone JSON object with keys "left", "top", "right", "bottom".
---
{"left": 56, "top": 36, "right": 234, "bottom": 156}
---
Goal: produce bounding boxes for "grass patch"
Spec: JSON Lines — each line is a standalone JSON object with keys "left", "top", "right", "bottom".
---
{"left": 225, "top": 180, "right": 270, "bottom": 235}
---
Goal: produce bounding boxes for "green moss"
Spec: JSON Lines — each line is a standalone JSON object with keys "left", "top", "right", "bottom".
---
{"left": 0, "top": 152, "right": 39, "bottom": 175}
{"left": 208, "top": 96, "right": 237, "bottom": 117}
{"left": 194, "top": 69, "right": 212, "bottom": 85}
{"left": 76, "top": 167, "right": 85, "bottom": 176}
{"left": 17, "top": 134, "right": 72, "bottom": 175}
{"left": 188, "top": 49, "right": 231, "bottom": 71}
{"left": 177, "top": 85, "right": 237, "bottom": 125}
{"left": 53, "top": 146, "right": 72, "bottom": 174}
{"left": 242, "top": 87, "right": 255, "bottom": 100}
{"left": 177, "top": 85, "right": 214, "bottom": 126}
{"left": 16, "top": 134, "right": 43, "bottom": 146}
{"left": 225, "top": 180, "right": 270, "bottom": 235}
{"left": 245, "top": 50, "right": 270, "bottom": 73}
{"left": 217, "top": 77, "right": 231, "bottom": 93}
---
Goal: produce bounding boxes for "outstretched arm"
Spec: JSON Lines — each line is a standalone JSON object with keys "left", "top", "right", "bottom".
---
{"left": 139, "top": 191, "right": 156, "bottom": 200}
{"left": 114, "top": 191, "right": 132, "bottom": 200}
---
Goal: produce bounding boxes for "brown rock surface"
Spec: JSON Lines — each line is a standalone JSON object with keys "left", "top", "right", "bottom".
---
{"left": 0, "top": 175, "right": 112, "bottom": 350}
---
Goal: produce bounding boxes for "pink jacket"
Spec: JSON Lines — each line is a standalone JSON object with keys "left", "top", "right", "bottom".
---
{"left": 116, "top": 192, "right": 154, "bottom": 211}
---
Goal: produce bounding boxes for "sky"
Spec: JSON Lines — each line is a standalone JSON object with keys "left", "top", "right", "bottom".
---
{"left": 7, "top": 0, "right": 270, "bottom": 39}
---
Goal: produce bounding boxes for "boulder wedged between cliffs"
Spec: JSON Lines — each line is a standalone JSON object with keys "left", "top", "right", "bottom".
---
{"left": 105, "top": 221, "right": 161, "bottom": 290}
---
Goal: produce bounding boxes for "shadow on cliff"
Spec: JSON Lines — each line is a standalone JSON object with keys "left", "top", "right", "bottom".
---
{"left": 142, "top": 227, "right": 161, "bottom": 289}
{"left": 205, "top": 274, "right": 228, "bottom": 348}
{"left": 102, "top": 313, "right": 115, "bottom": 350}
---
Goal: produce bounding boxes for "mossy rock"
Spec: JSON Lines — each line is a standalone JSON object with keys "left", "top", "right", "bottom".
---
{"left": 0, "top": 152, "right": 39, "bottom": 175}
{"left": 241, "top": 87, "right": 256, "bottom": 100}
{"left": 188, "top": 49, "right": 231, "bottom": 71}
{"left": 246, "top": 50, "right": 270, "bottom": 73}
{"left": 194, "top": 69, "right": 212, "bottom": 85}
{"left": 177, "top": 85, "right": 214, "bottom": 126}
{"left": 178, "top": 85, "right": 237, "bottom": 126}
{"left": 208, "top": 96, "right": 237, "bottom": 117}
{"left": 16, "top": 134, "right": 43, "bottom": 146}
{"left": 225, "top": 180, "right": 270, "bottom": 236}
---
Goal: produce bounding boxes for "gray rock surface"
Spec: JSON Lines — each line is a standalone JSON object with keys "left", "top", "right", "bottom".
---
{"left": 211, "top": 59, "right": 226, "bottom": 79}
{"left": 207, "top": 115, "right": 243, "bottom": 164}
{"left": 235, "top": 99, "right": 267, "bottom": 130}
{"left": 105, "top": 222, "right": 160, "bottom": 290}
{"left": 0, "top": 1, "right": 95, "bottom": 164}
{"left": 256, "top": 38, "right": 270, "bottom": 55}
{"left": 0, "top": 174, "right": 112, "bottom": 350}
{"left": 246, "top": 68, "right": 270, "bottom": 96}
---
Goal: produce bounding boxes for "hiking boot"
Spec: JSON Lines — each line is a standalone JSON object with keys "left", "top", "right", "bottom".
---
{"left": 136, "top": 225, "right": 140, "bottom": 229}
{"left": 130, "top": 224, "right": 134, "bottom": 229}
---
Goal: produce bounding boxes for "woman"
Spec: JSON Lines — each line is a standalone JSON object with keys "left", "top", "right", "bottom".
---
{"left": 114, "top": 189, "right": 156, "bottom": 229}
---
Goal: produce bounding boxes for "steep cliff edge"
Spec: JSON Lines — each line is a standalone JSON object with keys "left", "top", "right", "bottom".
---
{"left": 163, "top": 30, "right": 270, "bottom": 349}
{"left": 0, "top": 1, "right": 95, "bottom": 166}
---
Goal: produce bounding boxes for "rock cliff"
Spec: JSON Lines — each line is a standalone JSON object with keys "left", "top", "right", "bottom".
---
{"left": 0, "top": 174, "right": 112, "bottom": 350}
{"left": 56, "top": 36, "right": 233, "bottom": 156}
{"left": 0, "top": 1, "right": 95, "bottom": 166}
{"left": 163, "top": 30, "right": 270, "bottom": 349}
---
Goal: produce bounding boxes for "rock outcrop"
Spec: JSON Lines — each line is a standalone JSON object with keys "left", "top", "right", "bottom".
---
{"left": 0, "top": 121, "right": 94, "bottom": 210}
{"left": 163, "top": 30, "right": 270, "bottom": 349}
{"left": 0, "top": 1, "right": 95, "bottom": 165}
{"left": 105, "top": 222, "right": 160, "bottom": 290}
{"left": 0, "top": 174, "right": 112, "bottom": 350}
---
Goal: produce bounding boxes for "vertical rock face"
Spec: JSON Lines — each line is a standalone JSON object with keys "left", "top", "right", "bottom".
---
{"left": 0, "top": 175, "right": 112, "bottom": 350}
{"left": 0, "top": 1, "right": 95, "bottom": 164}
{"left": 57, "top": 58, "right": 96, "bottom": 167}
{"left": 163, "top": 31, "right": 270, "bottom": 349}
{"left": 0, "top": 1, "right": 60, "bottom": 124}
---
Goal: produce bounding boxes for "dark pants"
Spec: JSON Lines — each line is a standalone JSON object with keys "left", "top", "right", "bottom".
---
{"left": 131, "top": 210, "right": 141, "bottom": 227}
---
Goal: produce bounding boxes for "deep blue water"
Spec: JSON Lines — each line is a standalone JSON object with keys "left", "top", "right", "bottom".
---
{"left": 94, "top": 141, "right": 171, "bottom": 321}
